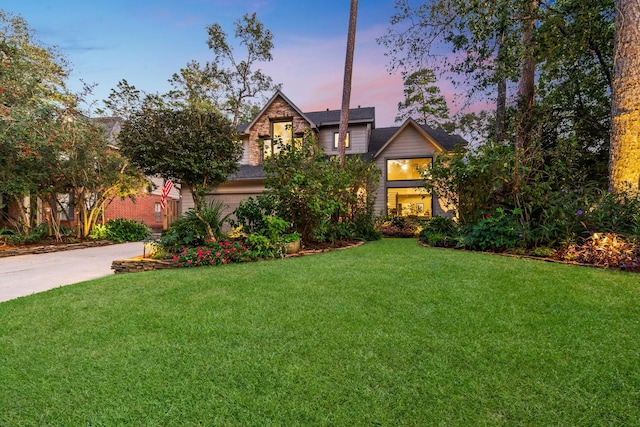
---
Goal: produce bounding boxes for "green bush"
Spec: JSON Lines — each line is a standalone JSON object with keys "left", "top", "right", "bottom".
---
{"left": 159, "top": 199, "right": 230, "bottom": 252}
{"left": 104, "top": 219, "right": 151, "bottom": 243}
{"left": 230, "top": 194, "right": 279, "bottom": 235}
{"left": 419, "top": 216, "right": 460, "bottom": 247}
{"left": 461, "top": 208, "right": 526, "bottom": 252}
{"left": 262, "top": 131, "right": 380, "bottom": 243}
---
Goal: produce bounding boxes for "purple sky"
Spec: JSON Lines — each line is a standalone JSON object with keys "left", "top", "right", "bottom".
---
{"left": 3, "top": 0, "right": 471, "bottom": 127}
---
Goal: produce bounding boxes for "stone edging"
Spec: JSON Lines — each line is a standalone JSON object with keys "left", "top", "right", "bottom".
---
{"left": 0, "top": 240, "right": 113, "bottom": 258}
{"left": 111, "top": 240, "right": 366, "bottom": 274}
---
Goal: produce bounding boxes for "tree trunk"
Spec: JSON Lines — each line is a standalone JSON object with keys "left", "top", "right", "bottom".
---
{"left": 609, "top": 0, "right": 640, "bottom": 192}
{"left": 515, "top": 0, "right": 539, "bottom": 152}
{"left": 495, "top": 29, "right": 507, "bottom": 142}
{"left": 338, "top": 0, "right": 358, "bottom": 168}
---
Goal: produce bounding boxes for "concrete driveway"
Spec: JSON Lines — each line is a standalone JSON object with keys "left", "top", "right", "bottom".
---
{"left": 0, "top": 242, "right": 143, "bottom": 303}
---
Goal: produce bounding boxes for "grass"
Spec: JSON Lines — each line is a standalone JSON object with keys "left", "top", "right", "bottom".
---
{"left": 1, "top": 239, "right": 639, "bottom": 426}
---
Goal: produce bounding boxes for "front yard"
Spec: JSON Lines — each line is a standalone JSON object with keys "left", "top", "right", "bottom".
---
{"left": 1, "top": 239, "right": 638, "bottom": 425}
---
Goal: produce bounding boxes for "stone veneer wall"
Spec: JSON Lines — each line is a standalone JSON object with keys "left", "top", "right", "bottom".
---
{"left": 247, "top": 95, "right": 317, "bottom": 165}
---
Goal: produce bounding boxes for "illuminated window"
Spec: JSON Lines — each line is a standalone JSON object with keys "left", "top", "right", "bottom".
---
{"left": 387, "top": 187, "right": 432, "bottom": 217}
{"left": 264, "top": 120, "right": 293, "bottom": 158}
{"left": 386, "top": 158, "right": 432, "bottom": 181}
{"left": 333, "top": 132, "right": 350, "bottom": 149}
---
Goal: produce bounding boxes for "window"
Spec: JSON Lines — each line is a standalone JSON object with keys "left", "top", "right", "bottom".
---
{"left": 333, "top": 132, "right": 350, "bottom": 150}
{"left": 387, "top": 187, "right": 432, "bottom": 217}
{"left": 386, "top": 158, "right": 432, "bottom": 181}
{"left": 155, "top": 203, "right": 162, "bottom": 222}
{"left": 264, "top": 120, "right": 293, "bottom": 158}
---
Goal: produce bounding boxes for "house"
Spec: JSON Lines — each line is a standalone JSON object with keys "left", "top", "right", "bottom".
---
{"left": 181, "top": 91, "right": 467, "bottom": 221}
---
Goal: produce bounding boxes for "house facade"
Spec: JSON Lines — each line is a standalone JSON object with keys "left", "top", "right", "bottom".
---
{"left": 182, "top": 91, "right": 467, "bottom": 221}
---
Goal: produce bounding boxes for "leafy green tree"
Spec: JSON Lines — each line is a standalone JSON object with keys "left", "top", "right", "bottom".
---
{"left": 118, "top": 102, "right": 242, "bottom": 237}
{"left": 395, "top": 69, "right": 450, "bottom": 127}
{"left": 263, "top": 131, "right": 380, "bottom": 242}
{"left": 206, "top": 12, "right": 279, "bottom": 127}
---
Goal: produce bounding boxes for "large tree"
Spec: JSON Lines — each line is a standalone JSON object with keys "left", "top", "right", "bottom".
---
{"left": 118, "top": 103, "right": 243, "bottom": 222}
{"left": 395, "top": 68, "right": 450, "bottom": 127}
{"left": 609, "top": 0, "right": 640, "bottom": 192}
{"left": 338, "top": 0, "right": 358, "bottom": 168}
{"left": 206, "top": 12, "right": 278, "bottom": 127}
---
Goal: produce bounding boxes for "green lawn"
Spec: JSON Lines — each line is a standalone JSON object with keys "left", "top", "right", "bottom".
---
{"left": 1, "top": 239, "right": 639, "bottom": 426}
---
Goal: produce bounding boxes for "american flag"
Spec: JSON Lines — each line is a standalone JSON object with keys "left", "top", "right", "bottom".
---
{"left": 160, "top": 179, "right": 173, "bottom": 210}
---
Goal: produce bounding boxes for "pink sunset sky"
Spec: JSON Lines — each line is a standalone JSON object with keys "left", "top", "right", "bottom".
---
{"left": 3, "top": 0, "right": 485, "bottom": 128}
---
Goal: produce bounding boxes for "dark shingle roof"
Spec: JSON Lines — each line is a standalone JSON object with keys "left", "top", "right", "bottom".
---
{"left": 303, "top": 107, "right": 375, "bottom": 126}
{"left": 229, "top": 165, "right": 266, "bottom": 180}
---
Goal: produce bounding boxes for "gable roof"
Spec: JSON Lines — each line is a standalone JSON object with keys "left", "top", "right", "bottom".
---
{"left": 237, "top": 91, "right": 316, "bottom": 134}
{"left": 370, "top": 118, "right": 468, "bottom": 158}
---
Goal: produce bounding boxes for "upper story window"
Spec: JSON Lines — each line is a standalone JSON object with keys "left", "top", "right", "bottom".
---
{"left": 386, "top": 158, "right": 432, "bottom": 181}
{"left": 333, "top": 131, "right": 350, "bottom": 150}
{"left": 264, "top": 120, "right": 293, "bottom": 158}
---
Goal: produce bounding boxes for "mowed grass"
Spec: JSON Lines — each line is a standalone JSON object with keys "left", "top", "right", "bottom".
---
{"left": 1, "top": 239, "right": 639, "bottom": 426}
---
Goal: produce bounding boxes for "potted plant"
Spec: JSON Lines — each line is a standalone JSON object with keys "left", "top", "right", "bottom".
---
{"left": 283, "top": 232, "right": 301, "bottom": 254}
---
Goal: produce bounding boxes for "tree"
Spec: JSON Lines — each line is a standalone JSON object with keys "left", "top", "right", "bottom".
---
{"left": 118, "top": 103, "right": 243, "bottom": 229}
{"left": 338, "top": 0, "right": 358, "bottom": 168}
{"left": 1, "top": 9, "right": 70, "bottom": 232}
{"left": 206, "top": 12, "right": 278, "bottom": 127}
{"left": 95, "top": 79, "right": 142, "bottom": 120}
{"left": 395, "top": 69, "right": 450, "bottom": 127}
{"left": 609, "top": 0, "right": 640, "bottom": 192}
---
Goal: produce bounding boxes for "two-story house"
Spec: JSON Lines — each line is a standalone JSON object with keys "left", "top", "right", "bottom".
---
{"left": 181, "top": 90, "right": 467, "bottom": 220}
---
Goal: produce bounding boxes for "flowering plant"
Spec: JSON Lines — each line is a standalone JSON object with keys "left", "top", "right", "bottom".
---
{"left": 173, "top": 239, "right": 254, "bottom": 267}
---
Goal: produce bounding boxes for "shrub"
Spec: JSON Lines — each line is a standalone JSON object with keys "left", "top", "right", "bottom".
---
{"left": 245, "top": 233, "right": 285, "bottom": 259}
{"left": 376, "top": 216, "right": 423, "bottom": 238}
{"left": 461, "top": 208, "right": 526, "bottom": 252}
{"left": 419, "top": 216, "right": 460, "bottom": 248}
{"left": 230, "top": 194, "right": 280, "bottom": 235}
{"left": 104, "top": 219, "right": 151, "bottom": 243}
{"left": 262, "top": 131, "right": 380, "bottom": 243}
{"left": 173, "top": 240, "right": 254, "bottom": 267}
{"left": 159, "top": 199, "right": 230, "bottom": 252}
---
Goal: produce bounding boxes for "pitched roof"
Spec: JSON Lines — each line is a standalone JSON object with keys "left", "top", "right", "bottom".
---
{"left": 370, "top": 119, "right": 468, "bottom": 158}
{"left": 304, "top": 106, "right": 375, "bottom": 126}
{"left": 237, "top": 91, "right": 315, "bottom": 133}
{"left": 229, "top": 164, "right": 266, "bottom": 180}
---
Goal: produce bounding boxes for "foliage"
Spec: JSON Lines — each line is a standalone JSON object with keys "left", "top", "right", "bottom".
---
{"left": 419, "top": 216, "right": 460, "bottom": 248}
{"left": 172, "top": 239, "right": 253, "bottom": 267}
{"left": 229, "top": 194, "right": 280, "bottom": 235}
{"left": 461, "top": 208, "right": 527, "bottom": 252}
{"left": 376, "top": 216, "right": 424, "bottom": 238}
{"left": 0, "top": 11, "right": 146, "bottom": 238}
{"left": 561, "top": 233, "right": 640, "bottom": 271}
{"left": 244, "top": 233, "right": 285, "bottom": 260}
{"left": 119, "top": 103, "right": 242, "bottom": 215}
{"left": 395, "top": 69, "right": 450, "bottom": 126}
{"left": 262, "top": 131, "right": 380, "bottom": 243}
{"left": 88, "top": 224, "right": 107, "bottom": 240}
{"left": 158, "top": 199, "right": 231, "bottom": 252}
{"left": 205, "top": 12, "right": 279, "bottom": 126}
{"left": 103, "top": 218, "right": 150, "bottom": 243}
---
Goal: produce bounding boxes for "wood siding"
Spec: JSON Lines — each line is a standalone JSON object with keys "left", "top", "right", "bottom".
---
{"left": 317, "top": 123, "right": 370, "bottom": 154}
{"left": 373, "top": 125, "right": 451, "bottom": 217}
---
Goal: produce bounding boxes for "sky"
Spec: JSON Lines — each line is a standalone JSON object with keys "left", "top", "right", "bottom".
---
{"left": 2, "top": 0, "right": 465, "bottom": 128}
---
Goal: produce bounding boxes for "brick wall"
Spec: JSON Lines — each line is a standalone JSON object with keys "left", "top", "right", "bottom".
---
{"left": 104, "top": 193, "right": 165, "bottom": 231}
{"left": 247, "top": 95, "right": 317, "bottom": 165}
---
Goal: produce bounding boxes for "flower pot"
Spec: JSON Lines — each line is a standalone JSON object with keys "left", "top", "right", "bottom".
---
{"left": 286, "top": 239, "right": 301, "bottom": 254}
